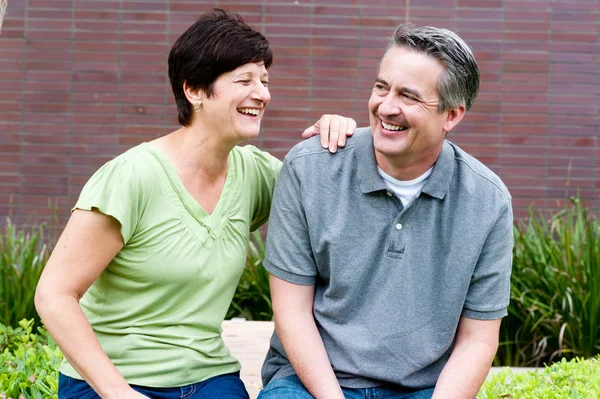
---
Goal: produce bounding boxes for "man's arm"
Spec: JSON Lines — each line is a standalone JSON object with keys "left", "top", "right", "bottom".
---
{"left": 270, "top": 275, "right": 345, "bottom": 399}
{"left": 432, "top": 317, "right": 500, "bottom": 399}
{"left": 432, "top": 198, "right": 513, "bottom": 398}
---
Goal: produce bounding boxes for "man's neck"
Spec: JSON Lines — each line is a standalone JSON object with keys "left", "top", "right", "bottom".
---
{"left": 375, "top": 149, "right": 441, "bottom": 181}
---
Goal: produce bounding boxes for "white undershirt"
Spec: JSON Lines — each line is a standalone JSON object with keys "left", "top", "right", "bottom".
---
{"left": 377, "top": 166, "right": 433, "bottom": 207}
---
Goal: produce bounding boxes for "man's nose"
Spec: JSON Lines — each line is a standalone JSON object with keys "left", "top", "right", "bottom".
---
{"left": 378, "top": 93, "right": 400, "bottom": 116}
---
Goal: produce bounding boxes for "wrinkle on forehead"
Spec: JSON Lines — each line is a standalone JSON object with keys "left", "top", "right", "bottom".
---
{"left": 379, "top": 47, "right": 443, "bottom": 102}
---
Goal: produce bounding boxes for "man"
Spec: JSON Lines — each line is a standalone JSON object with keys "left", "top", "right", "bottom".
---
{"left": 258, "top": 24, "right": 513, "bottom": 399}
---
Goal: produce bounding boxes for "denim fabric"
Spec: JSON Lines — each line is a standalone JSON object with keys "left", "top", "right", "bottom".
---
{"left": 58, "top": 372, "right": 249, "bottom": 399}
{"left": 258, "top": 375, "right": 435, "bottom": 399}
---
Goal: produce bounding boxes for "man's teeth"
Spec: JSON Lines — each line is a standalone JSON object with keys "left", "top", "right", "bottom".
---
{"left": 382, "top": 121, "right": 406, "bottom": 131}
{"left": 239, "top": 108, "right": 259, "bottom": 116}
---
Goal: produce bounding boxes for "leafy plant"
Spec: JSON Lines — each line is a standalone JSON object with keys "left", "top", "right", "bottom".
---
{"left": 227, "top": 230, "right": 273, "bottom": 321}
{"left": 0, "top": 319, "right": 62, "bottom": 399}
{"left": 479, "top": 355, "right": 600, "bottom": 398}
{"left": 0, "top": 217, "right": 51, "bottom": 328}
{"left": 496, "top": 198, "right": 600, "bottom": 366}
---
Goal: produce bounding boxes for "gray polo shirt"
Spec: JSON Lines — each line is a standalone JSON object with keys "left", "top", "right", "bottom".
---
{"left": 261, "top": 128, "right": 513, "bottom": 390}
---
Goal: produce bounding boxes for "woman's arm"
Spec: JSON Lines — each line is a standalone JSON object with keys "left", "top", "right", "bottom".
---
{"left": 35, "top": 209, "right": 148, "bottom": 399}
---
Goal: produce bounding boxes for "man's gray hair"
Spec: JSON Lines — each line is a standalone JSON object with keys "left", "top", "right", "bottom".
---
{"left": 389, "top": 24, "right": 479, "bottom": 112}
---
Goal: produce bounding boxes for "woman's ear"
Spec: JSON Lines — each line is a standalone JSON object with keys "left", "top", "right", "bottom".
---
{"left": 183, "top": 82, "right": 203, "bottom": 105}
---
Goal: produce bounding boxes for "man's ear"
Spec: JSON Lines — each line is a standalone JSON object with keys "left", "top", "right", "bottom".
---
{"left": 443, "top": 105, "right": 466, "bottom": 133}
{"left": 183, "top": 82, "right": 204, "bottom": 104}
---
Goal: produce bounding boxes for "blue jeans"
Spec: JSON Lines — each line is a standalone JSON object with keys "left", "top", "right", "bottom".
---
{"left": 58, "top": 372, "right": 249, "bottom": 399}
{"left": 258, "top": 375, "right": 434, "bottom": 399}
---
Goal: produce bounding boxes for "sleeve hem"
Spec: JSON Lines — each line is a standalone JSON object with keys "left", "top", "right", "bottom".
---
{"left": 461, "top": 308, "right": 507, "bottom": 320}
{"left": 72, "top": 204, "right": 130, "bottom": 244}
{"left": 263, "top": 260, "right": 316, "bottom": 286}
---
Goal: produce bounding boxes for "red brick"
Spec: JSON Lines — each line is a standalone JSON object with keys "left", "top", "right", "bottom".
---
{"left": 75, "top": 10, "right": 120, "bottom": 20}
{"left": 313, "top": 6, "right": 361, "bottom": 16}
{"left": 121, "top": 43, "right": 167, "bottom": 53}
{"left": 360, "top": 6, "right": 405, "bottom": 18}
{"left": 75, "top": 31, "right": 120, "bottom": 41}
{"left": 549, "top": 42, "right": 599, "bottom": 54}
{"left": 3, "top": 19, "right": 26, "bottom": 30}
{"left": 120, "top": 93, "right": 165, "bottom": 105}
{"left": 265, "top": 4, "right": 315, "bottom": 15}
{"left": 552, "top": 11, "right": 598, "bottom": 23}
{"left": 458, "top": 0, "right": 502, "bottom": 8}
{"left": 125, "top": 1, "right": 169, "bottom": 11}
{"left": 29, "top": 0, "right": 72, "bottom": 9}
{"left": 75, "top": 0, "right": 121, "bottom": 10}
{"left": 265, "top": 15, "right": 311, "bottom": 25}
{"left": 74, "top": 42, "right": 120, "bottom": 52}
{"left": 266, "top": 36, "right": 310, "bottom": 47}
{"left": 121, "top": 22, "right": 167, "bottom": 34}
{"left": 119, "top": 83, "right": 163, "bottom": 94}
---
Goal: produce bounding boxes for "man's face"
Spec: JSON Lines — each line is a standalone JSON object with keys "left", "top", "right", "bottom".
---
{"left": 368, "top": 46, "right": 463, "bottom": 177}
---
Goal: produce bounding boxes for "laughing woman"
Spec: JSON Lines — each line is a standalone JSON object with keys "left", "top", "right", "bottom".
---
{"left": 35, "top": 9, "right": 354, "bottom": 399}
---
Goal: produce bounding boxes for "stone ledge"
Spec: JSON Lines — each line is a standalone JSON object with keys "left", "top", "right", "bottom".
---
{"left": 222, "top": 320, "right": 274, "bottom": 399}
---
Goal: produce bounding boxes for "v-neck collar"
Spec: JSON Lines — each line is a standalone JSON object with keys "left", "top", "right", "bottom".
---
{"left": 143, "top": 142, "right": 236, "bottom": 245}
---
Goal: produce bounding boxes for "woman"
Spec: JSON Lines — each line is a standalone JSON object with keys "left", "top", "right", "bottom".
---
{"left": 35, "top": 9, "right": 354, "bottom": 399}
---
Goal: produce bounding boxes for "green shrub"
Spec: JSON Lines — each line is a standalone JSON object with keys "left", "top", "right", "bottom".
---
{"left": 479, "top": 355, "right": 600, "bottom": 398}
{"left": 227, "top": 230, "right": 273, "bottom": 321}
{"left": 496, "top": 198, "right": 600, "bottom": 367}
{"left": 0, "top": 217, "right": 51, "bottom": 328}
{"left": 0, "top": 319, "right": 61, "bottom": 399}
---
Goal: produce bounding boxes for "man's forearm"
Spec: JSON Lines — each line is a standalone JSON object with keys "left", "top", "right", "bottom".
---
{"left": 275, "top": 312, "right": 344, "bottom": 399}
{"left": 432, "top": 339, "right": 497, "bottom": 399}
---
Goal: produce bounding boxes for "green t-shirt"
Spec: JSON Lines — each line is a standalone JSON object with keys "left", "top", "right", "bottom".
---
{"left": 60, "top": 142, "right": 281, "bottom": 387}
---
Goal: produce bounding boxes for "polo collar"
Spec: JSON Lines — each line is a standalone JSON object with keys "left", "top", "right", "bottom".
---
{"left": 357, "top": 128, "right": 455, "bottom": 200}
{"left": 421, "top": 140, "right": 455, "bottom": 200}
{"left": 357, "top": 128, "right": 388, "bottom": 194}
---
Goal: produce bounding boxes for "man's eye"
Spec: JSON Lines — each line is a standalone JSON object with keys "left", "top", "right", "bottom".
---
{"left": 402, "top": 93, "right": 418, "bottom": 102}
{"left": 262, "top": 81, "right": 270, "bottom": 87}
{"left": 374, "top": 84, "right": 386, "bottom": 91}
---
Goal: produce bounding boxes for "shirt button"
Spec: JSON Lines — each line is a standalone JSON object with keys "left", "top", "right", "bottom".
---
{"left": 386, "top": 191, "right": 393, "bottom": 197}
{"left": 395, "top": 223, "right": 403, "bottom": 230}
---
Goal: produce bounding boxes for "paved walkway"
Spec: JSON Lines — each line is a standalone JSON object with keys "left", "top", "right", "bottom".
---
{"left": 222, "top": 320, "right": 274, "bottom": 399}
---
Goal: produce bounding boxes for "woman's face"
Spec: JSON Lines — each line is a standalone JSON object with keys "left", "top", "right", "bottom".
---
{"left": 200, "top": 62, "right": 271, "bottom": 144}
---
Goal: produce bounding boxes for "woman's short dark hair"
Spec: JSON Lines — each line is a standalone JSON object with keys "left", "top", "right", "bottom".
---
{"left": 168, "top": 8, "right": 273, "bottom": 126}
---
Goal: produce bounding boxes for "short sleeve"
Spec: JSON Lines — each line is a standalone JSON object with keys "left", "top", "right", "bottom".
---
{"left": 263, "top": 157, "right": 317, "bottom": 286}
{"left": 463, "top": 201, "right": 514, "bottom": 320}
{"left": 245, "top": 146, "right": 282, "bottom": 231}
{"left": 73, "top": 156, "right": 143, "bottom": 244}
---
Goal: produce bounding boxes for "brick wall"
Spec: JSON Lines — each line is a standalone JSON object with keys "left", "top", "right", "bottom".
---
{"left": 1, "top": 0, "right": 599, "bottom": 226}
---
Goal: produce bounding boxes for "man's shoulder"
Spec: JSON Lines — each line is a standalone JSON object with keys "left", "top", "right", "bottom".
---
{"left": 448, "top": 141, "right": 511, "bottom": 201}
{"left": 285, "top": 127, "right": 372, "bottom": 164}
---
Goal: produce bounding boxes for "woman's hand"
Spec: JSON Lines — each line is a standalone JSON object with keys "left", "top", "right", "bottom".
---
{"left": 108, "top": 388, "right": 152, "bottom": 399}
{"left": 302, "top": 114, "right": 357, "bottom": 153}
